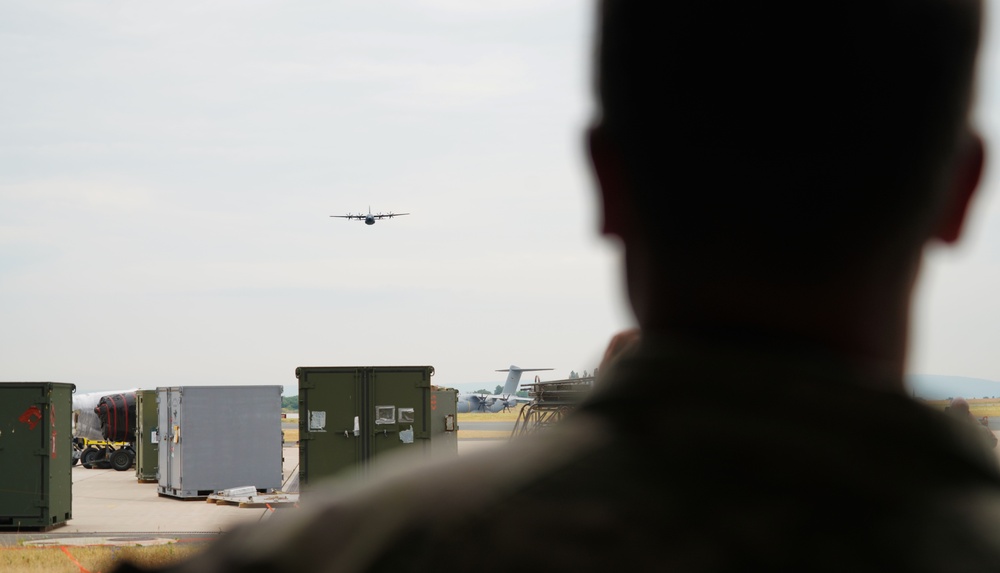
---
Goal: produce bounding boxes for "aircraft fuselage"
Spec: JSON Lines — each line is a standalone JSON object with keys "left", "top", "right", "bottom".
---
{"left": 456, "top": 395, "right": 510, "bottom": 414}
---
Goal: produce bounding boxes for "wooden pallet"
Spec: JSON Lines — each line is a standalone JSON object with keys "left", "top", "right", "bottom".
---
{"left": 205, "top": 492, "right": 299, "bottom": 509}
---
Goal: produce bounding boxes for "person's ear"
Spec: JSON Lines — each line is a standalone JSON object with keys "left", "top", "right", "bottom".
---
{"left": 933, "top": 132, "right": 984, "bottom": 244}
{"left": 588, "top": 125, "right": 631, "bottom": 238}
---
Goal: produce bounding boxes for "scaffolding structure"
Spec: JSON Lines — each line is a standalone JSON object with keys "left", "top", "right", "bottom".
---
{"left": 510, "top": 376, "right": 595, "bottom": 438}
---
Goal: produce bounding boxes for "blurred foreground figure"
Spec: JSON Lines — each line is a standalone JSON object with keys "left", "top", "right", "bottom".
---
{"left": 947, "top": 396, "right": 999, "bottom": 450}
{"left": 116, "top": 0, "right": 1000, "bottom": 571}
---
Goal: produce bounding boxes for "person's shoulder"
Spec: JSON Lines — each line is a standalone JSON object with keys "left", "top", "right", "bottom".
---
{"left": 889, "top": 488, "right": 1000, "bottom": 570}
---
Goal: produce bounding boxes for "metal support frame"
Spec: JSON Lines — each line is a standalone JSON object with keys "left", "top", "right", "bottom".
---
{"left": 510, "top": 376, "right": 595, "bottom": 438}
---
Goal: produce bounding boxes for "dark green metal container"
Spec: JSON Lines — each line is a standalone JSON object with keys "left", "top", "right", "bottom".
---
{"left": 0, "top": 382, "right": 74, "bottom": 531}
{"left": 135, "top": 389, "right": 159, "bottom": 482}
{"left": 297, "top": 366, "right": 455, "bottom": 490}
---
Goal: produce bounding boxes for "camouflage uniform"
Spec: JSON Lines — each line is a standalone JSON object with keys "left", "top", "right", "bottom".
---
{"left": 115, "top": 335, "right": 1000, "bottom": 572}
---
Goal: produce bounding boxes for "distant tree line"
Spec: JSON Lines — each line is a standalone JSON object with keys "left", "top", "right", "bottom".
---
{"left": 282, "top": 396, "right": 298, "bottom": 411}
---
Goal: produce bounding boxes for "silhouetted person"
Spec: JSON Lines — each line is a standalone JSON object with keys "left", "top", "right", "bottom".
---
{"left": 947, "top": 396, "right": 998, "bottom": 450}
{"left": 114, "top": 0, "right": 1000, "bottom": 571}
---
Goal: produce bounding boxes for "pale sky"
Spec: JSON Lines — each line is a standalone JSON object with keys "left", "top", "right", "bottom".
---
{"left": 2, "top": 1, "right": 1000, "bottom": 397}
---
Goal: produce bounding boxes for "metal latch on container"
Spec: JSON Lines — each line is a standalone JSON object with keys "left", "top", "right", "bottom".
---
{"left": 343, "top": 416, "right": 360, "bottom": 438}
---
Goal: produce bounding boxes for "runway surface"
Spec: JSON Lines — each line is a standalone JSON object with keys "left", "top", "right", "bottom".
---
{"left": 5, "top": 421, "right": 998, "bottom": 548}
{"left": 0, "top": 436, "right": 509, "bottom": 547}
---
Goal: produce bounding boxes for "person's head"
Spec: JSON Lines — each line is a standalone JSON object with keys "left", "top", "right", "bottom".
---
{"left": 949, "top": 397, "right": 972, "bottom": 416}
{"left": 589, "top": 0, "right": 984, "bottom": 323}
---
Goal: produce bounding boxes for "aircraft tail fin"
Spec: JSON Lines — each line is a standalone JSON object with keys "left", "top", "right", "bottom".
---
{"left": 495, "top": 366, "right": 553, "bottom": 396}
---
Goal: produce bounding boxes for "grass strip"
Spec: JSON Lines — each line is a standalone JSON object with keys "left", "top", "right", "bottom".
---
{"left": 0, "top": 544, "right": 204, "bottom": 573}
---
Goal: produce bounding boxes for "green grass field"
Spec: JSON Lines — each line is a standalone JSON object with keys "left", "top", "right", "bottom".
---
{"left": 456, "top": 405, "right": 522, "bottom": 439}
{"left": 457, "top": 404, "right": 523, "bottom": 422}
{"left": 923, "top": 398, "right": 1000, "bottom": 418}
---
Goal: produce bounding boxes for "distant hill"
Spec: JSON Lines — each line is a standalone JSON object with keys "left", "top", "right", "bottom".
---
{"left": 906, "top": 374, "right": 1000, "bottom": 400}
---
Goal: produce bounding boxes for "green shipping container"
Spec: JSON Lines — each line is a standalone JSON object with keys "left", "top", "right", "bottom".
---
{"left": 0, "top": 382, "right": 74, "bottom": 531}
{"left": 430, "top": 388, "right": 458, "bottom": 457}
{"left": 297, "top": 366, "right": 456, "bottom": 490}
{"left": 135, "top": 389, "right": 159, "bottom": 482}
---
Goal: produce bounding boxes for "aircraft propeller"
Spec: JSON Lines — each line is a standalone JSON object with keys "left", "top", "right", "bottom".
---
{"left": 478, "top": 396, "right": 496, "bottom": 412}
{"left": 500, "top": 395, "right": 517, "bottom": 413}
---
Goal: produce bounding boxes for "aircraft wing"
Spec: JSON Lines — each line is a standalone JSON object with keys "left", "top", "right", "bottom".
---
{"left": 330, "top": 214, "right": 365, "bottom": 220}
{"left": 372, "top": 213, "right": 409, "bottom": 219}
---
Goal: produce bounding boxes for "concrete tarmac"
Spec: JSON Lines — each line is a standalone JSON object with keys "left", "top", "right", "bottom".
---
{"left": 0, "top": 440, "right": 505, "bottom": 547}
{"left": 9, "top": 431, "right": 995, "bottom": 548}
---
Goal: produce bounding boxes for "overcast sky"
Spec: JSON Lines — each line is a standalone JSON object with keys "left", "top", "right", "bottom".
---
{"left": 3, "top": 1, "right": 1000, "bottom": 397}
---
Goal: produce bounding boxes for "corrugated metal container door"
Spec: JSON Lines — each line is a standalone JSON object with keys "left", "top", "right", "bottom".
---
{"left": 156, "top": 387, "right": 181, "bottom": 493}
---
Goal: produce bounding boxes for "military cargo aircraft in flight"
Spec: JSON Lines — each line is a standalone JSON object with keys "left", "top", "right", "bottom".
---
{"left": 457, "top": 366, "right": 553, "bottom": 413}
{"left": 330, "top": 207, "right": 409, "bottom": 225}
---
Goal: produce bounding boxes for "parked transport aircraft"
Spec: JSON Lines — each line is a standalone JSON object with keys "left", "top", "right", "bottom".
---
{"left": 457, "top": 366, "right": 553, "bottom": 413}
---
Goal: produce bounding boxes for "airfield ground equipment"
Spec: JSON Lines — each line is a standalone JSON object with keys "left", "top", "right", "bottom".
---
{"left": 510, "top": 376, "right": 595, "bottom": 438}
{"left": 0, "top": 382, "right": 74, "bottom": 531}
{"left": 74, "top": 437, "right": 133, "bottom": 470}
{"left": 72, "top": 389, "right": 138, "bottom": 471}
{"left": 94, "top": 392, "right": 136, "bottom": 471}
{"left": 157, "top": 385, "right": 283, "bottom": 500}
{"left": 135, "top": 389, "right": 158, "bottom": 482}
{"left": 296, "top": 366, "right": 456, "bottom": 490}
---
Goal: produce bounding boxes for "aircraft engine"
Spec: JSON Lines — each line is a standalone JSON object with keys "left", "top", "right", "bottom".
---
{"left": 94, "top": 392, "right": 137, "bottom": 442}
{"left": 72, "top": 388, "right": 140, "bottom": 441}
